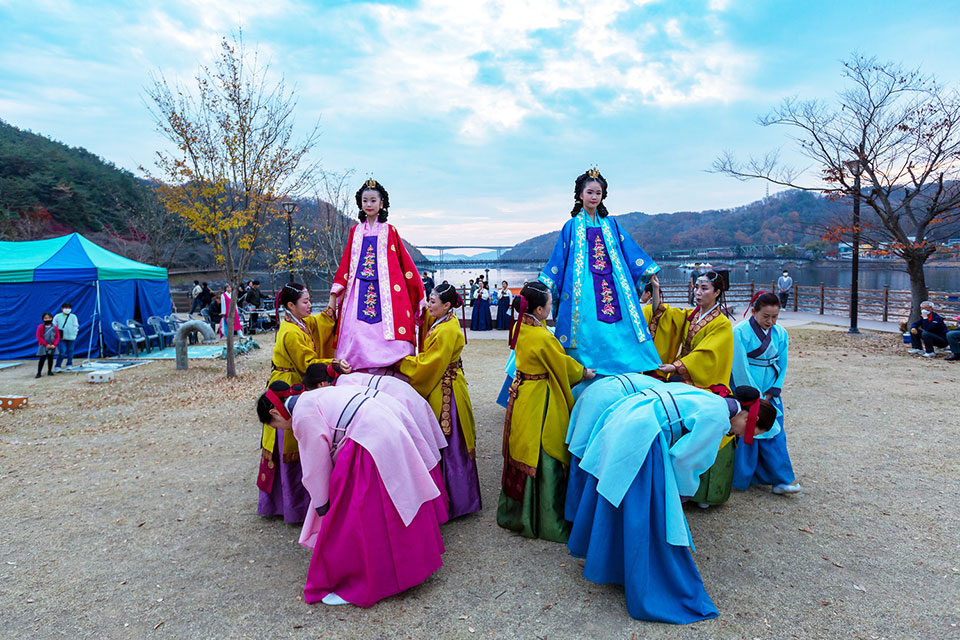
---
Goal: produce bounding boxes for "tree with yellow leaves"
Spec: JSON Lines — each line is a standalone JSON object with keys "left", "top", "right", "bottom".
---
{"left": 144, "top": 33, "right": 320, "bottom": 377}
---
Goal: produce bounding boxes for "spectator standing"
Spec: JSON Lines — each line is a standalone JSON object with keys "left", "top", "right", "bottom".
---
{"left": 246, "top": 280, "right": 264, "bottom": 333}
{"left": 53, "top": 302, "right": 79, "bottom": 371}
{"left": 776, "top": 269, "right": 794, "bottom": 308}
{"left": 908, "top": 301, "right": 948, "bottom": 358}
{"left": 422, "top": 272, "right": 435, "bottom": 295}
{"left": 189, "top": 280, "right": 203, "bottom": 313}
{"left": 35, "top": 312, "right": 59, "bottom": 378}
{"left": 196, "top": 282, "right": 213, "bottom": 312}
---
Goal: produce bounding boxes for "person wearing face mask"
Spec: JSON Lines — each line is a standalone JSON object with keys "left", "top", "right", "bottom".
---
{"left": 776, "top": 269, "right": 793, "bottom": 308}
{"left": 35, "top": 312, "right": 60, "bottom": 378}
{"left": 53, "top": 302, "right": 79, "bottom": 371}
{"left": 908, "top": 301, "right": 948, "bottom": 358}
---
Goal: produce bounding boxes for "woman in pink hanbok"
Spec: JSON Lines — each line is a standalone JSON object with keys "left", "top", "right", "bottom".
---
{"left": 218, "top": 283, "right": 243, "bottom": 337}
{"left": 326, "top": 179, "right": 425, "bottom": 374}
{"left": 257, "top": 373, "right": 446, "bottom": 607}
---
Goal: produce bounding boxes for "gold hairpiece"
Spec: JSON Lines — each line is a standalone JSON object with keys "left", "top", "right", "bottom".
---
{"left": 587, "top": 167, "right": 600, "bottom": 179}
{"left": 365, "top": 178, "right": 377, "bottom": 188}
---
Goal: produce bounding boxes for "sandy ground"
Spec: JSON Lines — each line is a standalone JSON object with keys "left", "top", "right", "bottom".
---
{"left": 0, "top": 328, "right": 958, "bottom": 640}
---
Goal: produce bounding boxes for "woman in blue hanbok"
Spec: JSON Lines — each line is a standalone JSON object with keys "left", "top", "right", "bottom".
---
{"left": 495, "top": 281, "right": 512, "bottom": 330}
{"left": 567, "top": 380, "right": 776, "bottom": 624}
{"left": 470, "top": 283, "right": 493, "bottom": 331}
{"left": 731, "top": 292, "right": 800, "bottom": 494}
{"left": 538, "top": 170, "right": 661, "bottom": 390}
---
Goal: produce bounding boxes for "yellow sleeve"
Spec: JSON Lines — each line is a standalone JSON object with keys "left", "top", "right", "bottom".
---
{"left": 539, "top": 331, "right": 584, "bottom": 398}
{"left": 644, "top": 302, "right": 689, "bottom": 366}
{"left": 397, "top": 324, "right": 459, "bottom": 398}
{"left": 675, "top": 316, "right": 733, "bottom": 388}
{"left": 305, "top": 311, "right": 336, "bottom": 359}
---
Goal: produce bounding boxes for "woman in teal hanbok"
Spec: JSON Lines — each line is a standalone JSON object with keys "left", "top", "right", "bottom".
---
{"left": 538, "top": 169, "right": 662, "bottom": 384}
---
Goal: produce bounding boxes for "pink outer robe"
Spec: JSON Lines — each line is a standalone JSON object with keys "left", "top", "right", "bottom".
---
{"left": 291, "top": 386, "right": 445, "bottom": 607}
{"left": 294, "top": 386, "right": 443, "bottom": 548}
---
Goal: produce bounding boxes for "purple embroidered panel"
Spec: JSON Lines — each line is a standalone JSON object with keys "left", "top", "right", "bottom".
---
{"left": 587, "top": 227, "right": 612, "bottom": 275}
{"left": 358, "top": 280, "right": 382, "bottom": 324}
{"left": 357, "top": 236, "right": 379, "bottom": 281}
{"left": 587, "top": 227, "right": 620, "bottom": 323}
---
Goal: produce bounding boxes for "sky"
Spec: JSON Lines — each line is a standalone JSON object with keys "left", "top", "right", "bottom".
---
{"left": 2, "top": 0, "right": 959, "bottom": 249}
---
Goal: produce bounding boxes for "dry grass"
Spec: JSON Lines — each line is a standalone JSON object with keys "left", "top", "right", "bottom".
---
{"left": 0, "top": 328, "right": 957, "bottom": 639}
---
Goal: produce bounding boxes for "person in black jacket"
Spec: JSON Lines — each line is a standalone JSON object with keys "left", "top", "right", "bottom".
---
{"left": 908, "top": 301, "right": 948, "bottom": 358}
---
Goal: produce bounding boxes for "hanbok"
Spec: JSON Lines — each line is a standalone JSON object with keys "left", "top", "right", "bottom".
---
{"left": 331, "top": 220, "right": 425, "bottom": 372}
{"left": 495, "top": 288, "right": 511, "bottom": 330}
{"left": 538, "top": 210, "right": 661, "bottom": 376}
{"left": 497, "top": 317, "right": 583, "bottom": 543}
{"left": 292, "top": 387, "right": 445, "bottom": 607}
{"left": 567, "top": 381, "right": 729, "bottom": 623}
{"left": 644, "top": 301, "right": 735, "bottom": 505}
{"left": 730, "top": 318, "right": 794, "bottom": 489}
{"left": 258, "top": 311, "right": 336, "bottom": 522}
{"left": 218, "top": 292, "right": 242, "bottom": 336}
{"left": 399, "top": 313, "right": 482, "bottom": 519}
{"left": 471, "top": 288, "right": 493, "bottom": 331}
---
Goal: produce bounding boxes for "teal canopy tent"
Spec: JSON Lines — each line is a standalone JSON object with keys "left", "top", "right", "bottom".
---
{"left": 0, "top": 233, "right": 173, "bottom": 359}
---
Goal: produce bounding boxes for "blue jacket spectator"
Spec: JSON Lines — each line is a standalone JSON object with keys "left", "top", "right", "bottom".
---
{"left": 908, "top": 303, "right": 948, "bottom": 357}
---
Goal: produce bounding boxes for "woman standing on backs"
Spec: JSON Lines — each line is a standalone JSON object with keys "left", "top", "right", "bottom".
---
{"left": 731, "top": 292, "right": 801, "bottom": 495}
{"left": 495, "top": 280, "right": 511, "bottom": 330}
{"left": 538, "top": 169, "right": 661, "bottom": 393}
{"left": 398, "top": 283, "right": 482, "bottom": 519}
{"left": 258, "top": 282, "right": 345, "bottom": 523}
{"left": 498, "top": 282, "right": 595, "bottom": 543}
{"left": 644, "top": 272, "right": 734, "bottom": 508}
{"left": 326, "top": 179, "right": 425, "bottom": 374}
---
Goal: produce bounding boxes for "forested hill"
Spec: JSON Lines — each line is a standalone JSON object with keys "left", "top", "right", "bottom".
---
{"left": 502, "top": 190, "right": 848, "bottom": 260}
{"left": 0, "top": 119, "right": 152, "bottom": 235}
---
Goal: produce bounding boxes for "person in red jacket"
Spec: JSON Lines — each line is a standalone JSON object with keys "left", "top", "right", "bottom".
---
{"left": 36, "top": 312, "right": 60, "bottom": 378}
{"left": 325, "top": 179, "right": 425, "bottom": 374}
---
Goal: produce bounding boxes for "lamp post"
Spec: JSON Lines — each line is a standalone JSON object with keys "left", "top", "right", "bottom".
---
{"left": 843, "top": 156, "right": 863, "bottom": 334}
{"left": 281, "top": 201, "right": 297, "bottom": 282}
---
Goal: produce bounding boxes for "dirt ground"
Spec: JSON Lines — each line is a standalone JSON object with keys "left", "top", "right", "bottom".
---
{"left": 0, "top": 327, "right": 958, "bottom": 639}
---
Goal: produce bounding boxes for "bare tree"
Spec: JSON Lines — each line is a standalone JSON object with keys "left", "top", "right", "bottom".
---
{"left": 714, "top": 54, "right": 960, "bottom": 322}
{"left": 143, "top": 33, "right": 320, "bottom": 376}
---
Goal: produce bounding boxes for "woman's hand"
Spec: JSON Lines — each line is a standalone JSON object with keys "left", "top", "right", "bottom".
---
{"left": 324, "top": 294, "right": 338, "bottom": 319}
{"left": 764, "top": 392, "right": 774, "bottom": 401}
{"left": 910, "top": 327, "right": 918, "bottom": 335}
{"left": 658, "top": 363, "right": 677, "bottom": 375}
{"left": 335, "top": 359, "right": 353, "bottom": 375}
{"left": 651, "top": 273, "right": 661, "bottom": 309}
{"left": 583, "top": 367, "right": 597, "bottom": 380}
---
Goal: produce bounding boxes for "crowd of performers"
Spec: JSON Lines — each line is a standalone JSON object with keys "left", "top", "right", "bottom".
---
{"left": 252, "top": 172, "right": 800, "bottom": 624}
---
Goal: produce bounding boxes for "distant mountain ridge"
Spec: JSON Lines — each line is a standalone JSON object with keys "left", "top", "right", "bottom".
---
{"left": 501, "top": 190, "right": 847, "bottom": 261}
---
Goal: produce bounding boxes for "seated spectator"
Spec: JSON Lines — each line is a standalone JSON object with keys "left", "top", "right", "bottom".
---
{"left": 907, "top": 301, "right": 948, "bottom": 358}
{"left": 946, "top": 315, "right": 960, "bottom": 362}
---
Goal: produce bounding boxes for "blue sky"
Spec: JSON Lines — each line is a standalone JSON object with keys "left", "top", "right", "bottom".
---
{"left": 2, "top": 0, "right": 959, "bottom": 247}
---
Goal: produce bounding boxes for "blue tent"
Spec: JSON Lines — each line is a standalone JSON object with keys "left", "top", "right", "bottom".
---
{"left": 0, "top": 233, "right": 173, "bottom": 359}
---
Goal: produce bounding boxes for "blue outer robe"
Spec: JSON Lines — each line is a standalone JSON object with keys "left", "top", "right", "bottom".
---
{"left": 538, "top": 211, "right": 661, "bottom": 375}
{"left": 568, "top": 380, "right": 730, "bottom": 624}
{"left": 730, "top": 318, "right": 795, "bottom": 489}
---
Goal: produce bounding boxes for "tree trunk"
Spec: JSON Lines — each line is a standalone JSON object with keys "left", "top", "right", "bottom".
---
{"left": 903, "top": 251, "right": 929, "bottom": 325}
{"left": 225, "top": 293, "right": 237, "bottom": 378}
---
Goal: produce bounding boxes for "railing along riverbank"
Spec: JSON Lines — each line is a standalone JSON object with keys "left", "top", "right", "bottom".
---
{"left": 171, "top": 282, "right": 960, "bottom": 326}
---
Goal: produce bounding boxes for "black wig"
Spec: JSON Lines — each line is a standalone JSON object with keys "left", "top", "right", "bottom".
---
{"left": 355, "top": 180, "right": 390, "bottom": 223}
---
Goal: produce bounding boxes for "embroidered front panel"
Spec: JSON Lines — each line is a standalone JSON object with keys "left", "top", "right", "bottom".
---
{"left": 600, "top": 218, "right": 646, "bottom": 343}
{"left": 590, "top": 230, "right": 610, "bottom": 274}
{"left": 358, "top": 237, "right": 378, "bottom": 280}
{"left": 586, "top": 226, "right": 619, "bottom": 323}
{"left": 358, "top": 281, "right": 382, "bottom": 323}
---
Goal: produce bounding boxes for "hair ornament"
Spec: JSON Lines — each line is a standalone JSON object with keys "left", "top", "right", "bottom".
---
{"left": 744, "top": 290, "right": 767, "bottom": 318}
{"left": 587, "top": 167, "right": 600, "bottom": 179}
{"left": 365, "top": 177, "right": 378, "bottom": 188}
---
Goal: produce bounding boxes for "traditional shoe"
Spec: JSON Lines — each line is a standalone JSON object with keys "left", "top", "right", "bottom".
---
{"left": 907, "top": 348, "right": 923, "bottom": 354}
{"left": 945, "top": 355, "right": 960, "bottom": 361}
{"left": 35, "top": 373, "right": 42, "bottom": 379}
{"left": 773, "top": 483, "right": 802, "bottom": 494}
{"left": 321, "top": 592, "right": 351, "bottom": 606}
{"left": 697, "top": 502, "right": 711, "bottom": 509}
{"left": 922, "top": 352, "right": 937, "bottom": 358}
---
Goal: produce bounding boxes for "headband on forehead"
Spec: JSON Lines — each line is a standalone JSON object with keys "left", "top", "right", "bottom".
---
{"left": 326, "top": 364, "right": 339, "bottom": 381}
{"left": 733, "top": 386, "right": 761, "bottom": 444}
{"left": 265, "top": 384, "right": 304, "bottom": 421}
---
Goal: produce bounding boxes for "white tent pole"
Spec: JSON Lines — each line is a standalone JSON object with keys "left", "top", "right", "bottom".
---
{"left": 81, "top": 279, "right": 102, "bottom": 365}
